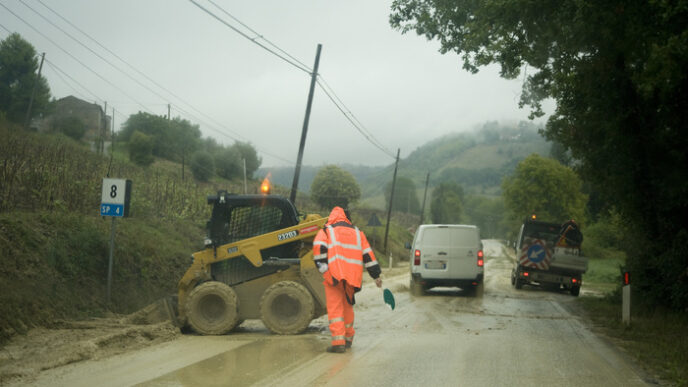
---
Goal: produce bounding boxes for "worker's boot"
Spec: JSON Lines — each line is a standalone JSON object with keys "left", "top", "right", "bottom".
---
{"left": 326, "top": 345, "right": 346, "bottom": 353}
{"left": 345, "top": 341, "right": 352, "bottom": 349}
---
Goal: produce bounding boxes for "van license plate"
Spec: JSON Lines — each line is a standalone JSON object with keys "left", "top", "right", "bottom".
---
{"left": 425, "top": 261, "right": 446, "bottom": 270}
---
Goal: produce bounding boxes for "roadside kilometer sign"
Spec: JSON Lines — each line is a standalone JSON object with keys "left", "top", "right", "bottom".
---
{"left": 519, "top": 239, "right": 552, "bottom": 270}
{"left": 101, "top": 178, "right": 132, "bottom": 217}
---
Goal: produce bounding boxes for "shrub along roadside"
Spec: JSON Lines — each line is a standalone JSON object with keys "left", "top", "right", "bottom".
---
{"left": 0, "top": 210, "right": 204, "bottom": 345}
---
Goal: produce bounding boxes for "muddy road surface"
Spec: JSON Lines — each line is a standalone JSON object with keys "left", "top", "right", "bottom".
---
{"left": 2, "top": 240, "right": 651, "bottom": 386}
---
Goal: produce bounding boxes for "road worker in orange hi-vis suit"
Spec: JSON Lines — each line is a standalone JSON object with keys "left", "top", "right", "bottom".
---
{"left": 313, "top": 206, "right": 382, "bottom": 353}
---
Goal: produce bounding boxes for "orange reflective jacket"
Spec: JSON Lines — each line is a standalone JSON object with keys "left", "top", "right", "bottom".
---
{"left": 313, "top": 207, "right": 380, "bottom": 289}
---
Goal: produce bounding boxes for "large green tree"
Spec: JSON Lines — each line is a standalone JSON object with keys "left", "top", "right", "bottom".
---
{"left": 391, "top": 1, "right": 688, "bottom": 309}
{"left": 384, "top": 177, "right": 421, "bottom": 215}
{"left": 429, "top": 181, "right": 464, "bottom": 224}
{"left": 502, "top": 154, "right": 587, "bottom": 224}
{"left": 0, "top": 33, "right": 51, "bottom": 124}
{"left": 310, "top": 165, "right": 361, "bottom": 210}
{"left": 121, "top": 113, "right": 201, "bottom": 162}
{"left": 232, "top": 141, "right": 262, "bottom": 179}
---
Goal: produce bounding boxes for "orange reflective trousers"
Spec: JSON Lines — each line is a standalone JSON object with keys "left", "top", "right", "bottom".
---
{"left": 324, "top": 281, "right": 355, "bottom": 347}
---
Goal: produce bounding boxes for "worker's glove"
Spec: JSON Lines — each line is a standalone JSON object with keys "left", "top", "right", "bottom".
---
{"left": 317, "top": 263, "right": 328, "bottom": 273}
{"left": 375, "top": 278, "right": 382, "bottom": 288}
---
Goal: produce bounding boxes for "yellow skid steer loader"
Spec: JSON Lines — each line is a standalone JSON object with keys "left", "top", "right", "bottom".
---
{"left": 169, "top": 190, "right": 327, "bottom": 335}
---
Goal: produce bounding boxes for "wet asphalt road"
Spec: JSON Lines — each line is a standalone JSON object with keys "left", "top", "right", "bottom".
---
{"left": 27, "top": 240, "right": 649, "bottom": 387}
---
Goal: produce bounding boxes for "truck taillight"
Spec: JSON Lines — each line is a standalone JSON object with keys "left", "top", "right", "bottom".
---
{"left": 414, "top": 249, "right": 421, "bottom": 266}
{"left": 477, "top": 249, "right": 484, "bottom": 267}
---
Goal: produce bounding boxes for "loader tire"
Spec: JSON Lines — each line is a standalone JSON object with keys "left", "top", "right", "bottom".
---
{"left": 260, "top": 281, "right": 314, "bottom": 335}
{"left": 186, "top": 281, "right": 239, "bottom": 335}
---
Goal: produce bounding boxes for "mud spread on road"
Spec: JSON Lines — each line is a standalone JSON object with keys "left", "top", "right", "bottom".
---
{"left": 0, "top": 306, "right": 180, "bottom": 385}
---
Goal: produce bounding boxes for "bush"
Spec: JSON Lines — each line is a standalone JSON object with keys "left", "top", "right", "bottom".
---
{"left": 128, "top": 131, "right": 154, "bottom": 166}
{"left": 214, "top": 147, "right": 241, "bottom": 179}
{"left": 53, "top": 116, "right": 86, "bottom": 140}
{"left": 191, "top": 151, "right": 214, "bottom": 182}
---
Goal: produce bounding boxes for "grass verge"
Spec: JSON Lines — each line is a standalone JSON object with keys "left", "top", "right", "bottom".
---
{"left": 580, "top": 258, "right": 688, "bottom": 386}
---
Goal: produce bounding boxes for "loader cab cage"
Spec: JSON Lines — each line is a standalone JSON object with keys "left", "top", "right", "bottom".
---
{"left": 207, "top": 192, "right": 300, "bottom": 247}
{"left": 206, "top": 192, "right": 303, "bottom": 286}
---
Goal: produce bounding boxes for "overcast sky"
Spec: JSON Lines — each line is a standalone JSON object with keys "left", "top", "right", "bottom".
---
{"left": 1, "top": 0, "right": 551, "bottom": 168}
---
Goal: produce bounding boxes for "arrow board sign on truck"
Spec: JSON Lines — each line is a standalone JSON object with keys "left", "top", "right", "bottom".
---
{"left": 519, "top": 239, "right": 552, "bottom": 270}
{"left": 101, "top": 178, "right": 132, "bottom": 217}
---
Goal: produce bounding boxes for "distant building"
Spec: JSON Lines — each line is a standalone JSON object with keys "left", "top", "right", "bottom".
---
{"left": 37, "top": 95, "right": 112, "bottom": 153}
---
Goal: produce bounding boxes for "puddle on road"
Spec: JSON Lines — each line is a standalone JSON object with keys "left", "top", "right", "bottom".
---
{"left": 138, "top": 336, "right": 324, "bottom": 387}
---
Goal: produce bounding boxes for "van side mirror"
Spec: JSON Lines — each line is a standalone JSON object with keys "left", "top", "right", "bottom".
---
{"left": 404, "top": 242, "right": 412, "bottom": 249}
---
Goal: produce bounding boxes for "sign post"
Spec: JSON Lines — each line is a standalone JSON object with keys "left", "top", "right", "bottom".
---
{"left": 101, "top": 178, "right": 132, "bottom": 304}
{"left": 622, "top": 271, "right": 631, "bottom": 325}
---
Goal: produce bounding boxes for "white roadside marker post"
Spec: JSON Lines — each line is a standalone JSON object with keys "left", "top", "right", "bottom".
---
{"left": 622, "top": 271, "right": 631, "bottom": 325}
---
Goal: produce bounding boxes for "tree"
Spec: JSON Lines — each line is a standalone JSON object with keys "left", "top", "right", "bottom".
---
{"left": 53, "top": 116, "right": 86, "bottom": 140}
{"left": 214, "top": 147, "right": 241, "bottom": 180}
{"left": 390, "top": 1, "right": 688, "bottom": 309}
{"left": 128, "top": 130, "right": 154, "bottom": 166}
{"left": 429, "top": 182, "right": 464, "bottom": 224}
{"left": 190, "top": 151, "right": 215, "bottom": 182}
{"left": 502, "top": 154, "right": 587, "bottom": 224}
{"left": 0, "top": 33, "right": 51, "bottom": 124}
{"left": 121, "top": 113, "right": 201, "bottom": 162}
{"left": 231, "top": 141, "right": 262, "bottom": 179}
{"left": 384, "top": 177, "right": 420, "bottom": 215}
{"left": 310, "top": 165, "right": 361, "bottom": 210}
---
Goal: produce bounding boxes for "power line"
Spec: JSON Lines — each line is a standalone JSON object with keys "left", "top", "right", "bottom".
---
{"left": 43, "top": 58, "right": 100, "bottom": 103}
{"left": 32, "top": 0, "right": 255, "bottom": 147}
{"left": 0, "top": 22, "right": 11, "bottom": 34}
{"left": 190, "top": 1, "right": 396, "bottom": 160}
{"left": 13, "top": 0, "right": 292, "bottom": 165}
{"left": 316, "top": 79, "right": 396, "bottom": 158}
{"left": 206, "top": 0, "right": 312, "bottom": 71}
{"left": 318, "top": 76, "right": 395, "bottom": 157}
{"left": 0, "top": 2, "right": 155, "bottom": 115}
{"left": 187, "top": 0, "right": 311, "bottom": 74}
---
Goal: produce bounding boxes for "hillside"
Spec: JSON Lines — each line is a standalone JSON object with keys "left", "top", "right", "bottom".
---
{"left": 260, "top": 121, "right": 552, "bottom": 210}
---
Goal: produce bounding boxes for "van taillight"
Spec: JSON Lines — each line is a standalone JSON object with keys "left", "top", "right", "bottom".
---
{"left": 477, "top": 249, "right": 484, "bottom": 267}
{"left": 414, "top": 249, "right": 421, "bottom": 266}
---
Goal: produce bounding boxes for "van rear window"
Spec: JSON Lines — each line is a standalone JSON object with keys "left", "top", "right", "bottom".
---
{"left": 421, "top": 227, "right": 477, "bottom": 246}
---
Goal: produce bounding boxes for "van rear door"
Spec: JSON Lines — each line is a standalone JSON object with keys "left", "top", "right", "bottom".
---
{"left": 420, "top": 226, "right": 479, "bottom": 279}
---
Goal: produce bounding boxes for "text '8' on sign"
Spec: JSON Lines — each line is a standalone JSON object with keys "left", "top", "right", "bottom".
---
{"left": 101, "top": 178, "right": 132, "bottom": 217}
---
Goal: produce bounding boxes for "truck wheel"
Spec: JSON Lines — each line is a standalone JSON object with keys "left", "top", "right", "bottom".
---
{"left": 514, "top": 275, "right": 523, "bottom": 290}
{"left": 570, "top": 285, "right": 580, "bottom": 297}
{"left": 185, "top": 281, "right": 240, "bottom": 335}
{"left": 410, "top": 278, "right": 425, "bottom": 297}
{"left": 472, "top": 282, "right": 484, "bottom": 298}
{"left": 260, "top": 281, "right": 314, "bottom": 335}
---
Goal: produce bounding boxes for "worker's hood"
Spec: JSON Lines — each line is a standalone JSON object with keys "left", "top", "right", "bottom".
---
{"left": 327, "top": 206, "right": 350, "bottom": 225}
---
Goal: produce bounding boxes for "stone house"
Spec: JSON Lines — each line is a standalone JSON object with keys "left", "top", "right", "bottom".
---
{"left": 38, "top": 95, "right": 112, "bottom": 152}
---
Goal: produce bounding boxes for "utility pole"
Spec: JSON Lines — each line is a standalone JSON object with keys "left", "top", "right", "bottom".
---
{"left": 290, "top": 43, "right": 322, "bottom": 205}
{"left": 167, "top": 103, "right": 171, "bottom": 120}
{"left": 383, "top": 148, "right": 400, "bottom": 254}
{"left": 102, "top": 101, "right": 107, "bottom": 155}
{"left": 243, "top": 158, "right": 247, "bottom": 194}
{"left": 419, "top": 172, "right": 430, "bottom": 225}
{"left": 23, "top": 52, "right": 45, "bottom": 131}
{"left": 110, "top": 107, "right": 115, "bottom": 158}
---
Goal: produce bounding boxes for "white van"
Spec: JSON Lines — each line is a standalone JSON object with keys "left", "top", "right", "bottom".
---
{"left": 409, "top": 224, "right": 484, "bottom": 295}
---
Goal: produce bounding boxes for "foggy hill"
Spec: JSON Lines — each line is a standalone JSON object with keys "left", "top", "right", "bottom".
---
{"left": 259, "top": 121, "right": 552, "bottom": 206}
